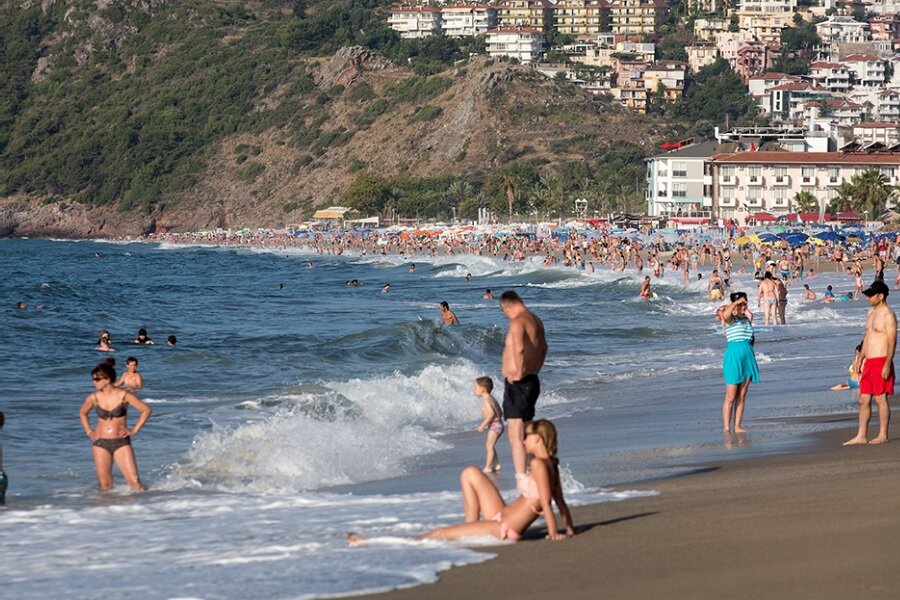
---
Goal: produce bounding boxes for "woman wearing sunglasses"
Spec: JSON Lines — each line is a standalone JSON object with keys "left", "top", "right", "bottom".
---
{"left": 349, "top": 419, "right": 575, "bottom": 543}
{"left": 78, "top": 362, "right": 152, "bottom": 491}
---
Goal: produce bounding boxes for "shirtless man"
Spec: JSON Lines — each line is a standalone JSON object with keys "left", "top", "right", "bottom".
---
{"left": 757, "top": 272, "right": 778, "bottom": 325}
{"left": 439, "top": 301, "right": 460, "bottom": 325}
{"left": 873, "top": 253, "right": 885, "bottom": 282}
{"left": 500, "top": 291, "right": 548, "bottom": 478}
{"left": 115, "top": 357, "right": 144, "bottom": 391}
{"left": 844, "top": 281, "right": 896, "bottom": 445}
{"left": 639, "top": 276, "right": 652, "bottom": 299}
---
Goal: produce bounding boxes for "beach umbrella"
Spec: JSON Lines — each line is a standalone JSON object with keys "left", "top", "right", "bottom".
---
{"left": 814, "top": 231, "right": 844, "bottom": 242}
{"left": 757, "top": 232, "right": 780, "bottom": 244}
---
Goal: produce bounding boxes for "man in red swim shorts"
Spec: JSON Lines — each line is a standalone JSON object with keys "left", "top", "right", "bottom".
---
{"left": 845, "top": 281, "right": 897, "bottom": 445}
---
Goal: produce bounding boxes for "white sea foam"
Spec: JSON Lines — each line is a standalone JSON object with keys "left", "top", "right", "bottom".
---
{"left": 0, "top": 481, "right": 654, "bottom": 600}
{"left": 164, "top": 361, "right": 486, "bottom": 493}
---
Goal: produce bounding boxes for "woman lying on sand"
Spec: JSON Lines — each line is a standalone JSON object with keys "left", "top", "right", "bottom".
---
{"left": 348, "top": 419, "right": 575, "bottom": 543}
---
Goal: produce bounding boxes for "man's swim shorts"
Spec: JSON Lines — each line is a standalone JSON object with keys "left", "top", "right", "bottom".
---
{"left": 859, "top": 356, "right": 895, "bottom": 396}
{"left": 503, "top": 374, "right": 540, "bottom": 421}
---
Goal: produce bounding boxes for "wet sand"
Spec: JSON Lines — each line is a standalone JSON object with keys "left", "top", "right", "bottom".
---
{"left": 364, "top": 419, "right": 900, "bottom": 600}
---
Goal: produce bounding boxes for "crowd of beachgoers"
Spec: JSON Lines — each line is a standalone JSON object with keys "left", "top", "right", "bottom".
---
{"left": 131, "top": 224, "right": 900, "bottom": 282}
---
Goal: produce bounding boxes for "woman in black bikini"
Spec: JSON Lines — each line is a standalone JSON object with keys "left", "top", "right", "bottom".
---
{"left": 79, "top": 362, "right": 152, "bottom": 491}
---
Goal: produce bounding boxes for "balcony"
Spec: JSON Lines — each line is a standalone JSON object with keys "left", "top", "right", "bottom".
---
{"left": 801, "top": 176, "right": 816, "bottom": 186}
{"left": 719, "top": 175, "right": 737, "bottom": 185}
{"left": 719, "top": 196, "right": 737, "bottom": 207}
{"left": 745, "top": 197, "right": 763, "bottom": 208}
{"left": 773, "top": 174, "right": 790, "bottom": 186}
{"left": 772, "top": 197, "right": 790, "bottom": 208}
{"left": 747, "top": 175, "right": 764, "bottom": 186}
{"left": 826, "top": 176, "right": 841, "bottom": 186}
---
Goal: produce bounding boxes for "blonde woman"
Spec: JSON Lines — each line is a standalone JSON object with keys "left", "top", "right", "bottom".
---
{"left": 349, "top": 420, "right": 575, "bottom": 543}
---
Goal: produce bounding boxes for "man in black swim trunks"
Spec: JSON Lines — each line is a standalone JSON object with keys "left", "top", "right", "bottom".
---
{"left": 499, "top": 291, "right": 548, "bottom": 479}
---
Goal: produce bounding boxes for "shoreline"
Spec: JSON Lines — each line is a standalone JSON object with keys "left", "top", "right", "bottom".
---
{"left": 360, "top": 417, "right": 900, "bottom": 600}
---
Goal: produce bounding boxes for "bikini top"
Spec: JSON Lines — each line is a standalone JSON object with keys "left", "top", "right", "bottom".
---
{"left": 94, "top": 392, "right": 128, "bottom": 420}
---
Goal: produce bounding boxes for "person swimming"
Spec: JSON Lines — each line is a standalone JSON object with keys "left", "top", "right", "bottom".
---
{"left": 133, "top": 328, "right": 154, "bottom": 345}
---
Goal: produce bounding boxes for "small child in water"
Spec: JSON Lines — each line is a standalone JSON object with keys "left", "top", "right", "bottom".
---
{"left": 474, "top": 376, "right": 503, "bottom": 473}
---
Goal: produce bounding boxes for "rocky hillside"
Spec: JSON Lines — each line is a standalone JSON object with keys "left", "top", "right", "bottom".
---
{"left": 0, "top": 1, "right": 675, "bottom": 237}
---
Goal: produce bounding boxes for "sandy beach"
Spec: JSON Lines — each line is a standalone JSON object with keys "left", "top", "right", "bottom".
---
{"left": 365, "top": 416, "right": 900, "bottom": 600}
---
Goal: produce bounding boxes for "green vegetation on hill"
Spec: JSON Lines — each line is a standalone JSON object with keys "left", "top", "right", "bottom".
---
{"left": 0, "top": 0, "right": 474, "bottom": 212}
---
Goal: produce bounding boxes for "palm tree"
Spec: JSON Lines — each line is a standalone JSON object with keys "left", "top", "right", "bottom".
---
{"left": 792, "top": 190, "right": 819, "bottom": 214}
{"left": 850, "top": 168, "right": 892, "bottom": 216}
{"left": 830, "top": 180, "right": 856, "bottom": 213}
{"left": 502, "top": 174, "right": 518, "bottom": 220}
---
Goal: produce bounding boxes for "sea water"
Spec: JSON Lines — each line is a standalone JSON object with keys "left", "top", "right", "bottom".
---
{"left": 0, "top": 238, "right": 868, "bottom": 599}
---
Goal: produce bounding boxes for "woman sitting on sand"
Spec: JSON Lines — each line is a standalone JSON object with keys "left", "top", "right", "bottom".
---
{"left": 349, "top": 420, "right": 575, "bottom": 543}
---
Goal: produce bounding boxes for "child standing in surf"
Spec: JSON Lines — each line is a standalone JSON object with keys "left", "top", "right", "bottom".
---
{"left": 474, "top": 377, "right": 503, "bottom": 473}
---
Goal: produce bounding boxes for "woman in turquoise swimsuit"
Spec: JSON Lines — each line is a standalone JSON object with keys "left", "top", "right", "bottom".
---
{"left": 79, "top": 362, "right": 152, "bottom": 491}
{"left": 720, "top": 292, "right": 759, "bottom": 433}
{"left": 348, "top": 420, "right": 575, "bottom": 543}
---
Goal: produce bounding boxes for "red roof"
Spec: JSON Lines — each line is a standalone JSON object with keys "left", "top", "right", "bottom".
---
{"left": 842, "top": 53, "right": 879, "bottom": 61}
{"left": 854, "top": 122, "right": 900, "bottom": 128}
{"left": 809, "top": 61, "right": 845, "bottom": 68}
{"left": 713, "top": 151, "right": 900, "bottom": 165}
{"left": 770, "top": 82, "right": 828, "bottom": 92}
{"left": 749, "top": 72, "right": 799, "bottom": 81}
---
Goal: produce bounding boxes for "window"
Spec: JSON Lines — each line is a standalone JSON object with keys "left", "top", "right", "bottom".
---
{"left": 801, "top": 166, "right": 814, "bottom": 181}
{"left": 749, "top": 166, "right": 761, "bottom": 179}
{"left": 673, "top": 183, "right": 687, "bottom": 197}
{"left": 828, "top": 167, "right": 840, "bottom": 182}
{"left": 775, "top": 188, "right": 788, "bottom": 200}
{"left": 673, "top": 161, "right": 687, "bottom": 177}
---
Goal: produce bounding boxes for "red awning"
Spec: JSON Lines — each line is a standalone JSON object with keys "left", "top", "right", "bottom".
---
{"left": 835, "top": 211, "right": 861, "bottom": 222}
{"left": 748, "top": 212, "right": 777, "bottom": 222}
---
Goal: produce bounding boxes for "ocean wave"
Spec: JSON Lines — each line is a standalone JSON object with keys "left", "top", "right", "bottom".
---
{"left": 164, "top": 361, "right": 488, "bottom": 493}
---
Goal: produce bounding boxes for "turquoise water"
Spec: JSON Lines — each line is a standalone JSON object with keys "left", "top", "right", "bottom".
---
{"left": 0, "top": 238, "right": 867, "bottom": 598}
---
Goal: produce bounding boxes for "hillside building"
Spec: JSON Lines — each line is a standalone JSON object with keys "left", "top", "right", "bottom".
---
{"left": 497, "top": 0, "right": 555, "bottom": 32}
{"left": 608, "top": 0, "right": 668, "bottom": 36}
{"left": 441, "top": 3, "right": 499, "bottom": 37}
{"left": 552, "top": 0, "right": 609, "bottom": 35}
{"left": 485, "top": 27, "right": 546, "bottom": 62}
{"left": 387, "top": 6, "right": 442, "bottom": 39}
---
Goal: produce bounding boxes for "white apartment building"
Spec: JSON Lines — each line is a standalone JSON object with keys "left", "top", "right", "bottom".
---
{"left": 805, "top": 99, "right": 864, "bottom": 127}
{"left": 866, "top": 0, "right": 900, "bottom": 15}
{"left": 815, "top": 15, "right": 871, "bottom": 45}
{"left": 485, "top": 27, "right": 545, "bottom": 63}
{"left": 645, "top": 140, "right": 718, "bottom": 222}
{"left": 441, "top": 3, "right": 499, "bottom": 37}
{"left": 711, "top": 151, "right": 900, "bottom": 221}
{"left": 809, "top": 61, "right": 851, "bottom": 94}
{"left": 686, "top": 45, "right": 719, "bottom": 72}
{"left": 748, "top": 72, "right": 800, "bottom": 113}
{"left": 842, "top": 53, "right": 887, "bottom": 87}
{"left": 767, "top": 81, "right": 831, "bottom": 123}
{"left": 737, "top": 0, "right": 795, "bottom": 13}
{"left": 693, "top": 17, "right": 729, "bottom": 42}
{"left": 387, "top": 6, "right": 442, "bottom": 39}
{"left": 853, "top": 122, "right": 900, "bottom": 145}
